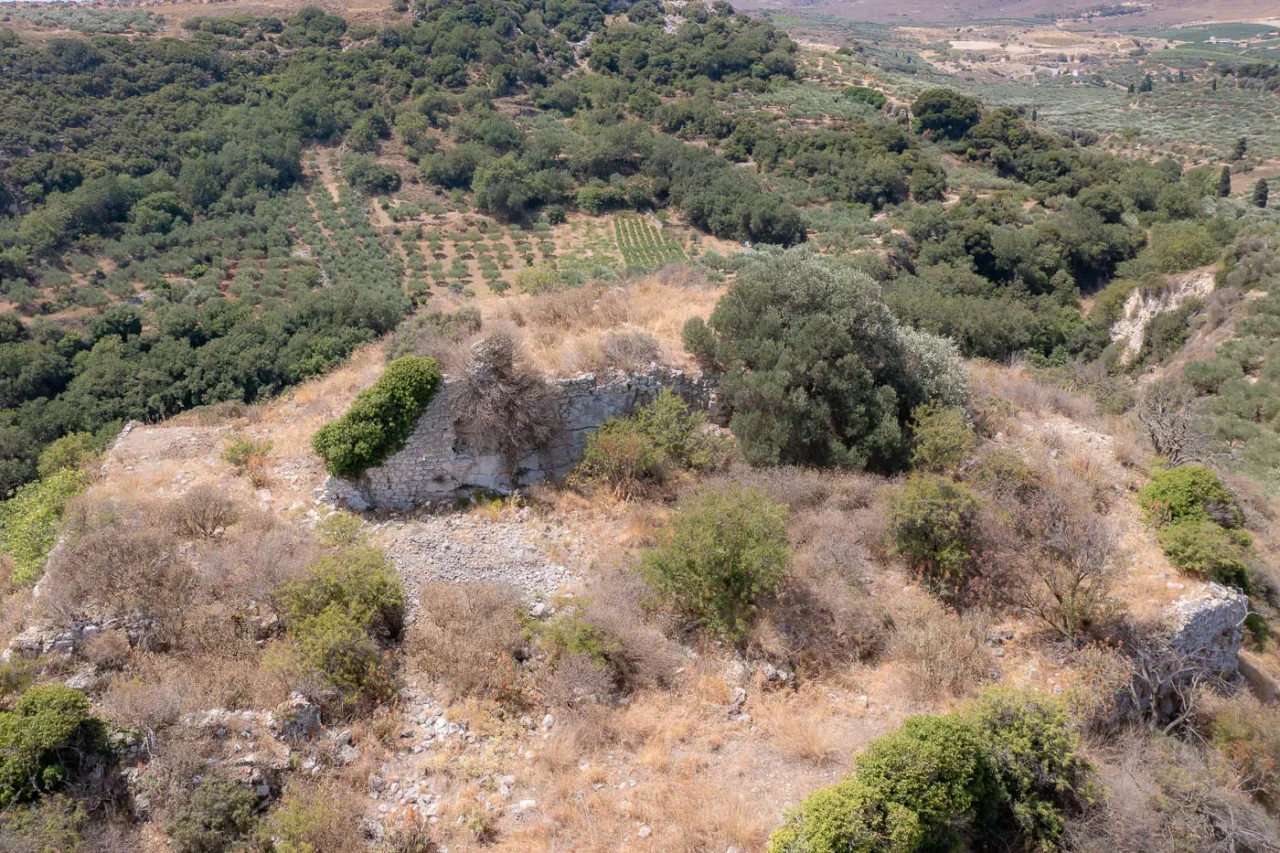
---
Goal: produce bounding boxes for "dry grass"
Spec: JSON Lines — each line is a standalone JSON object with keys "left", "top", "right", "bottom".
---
{"left": 969, "top": 359, "right": 1099, "bottom": 425}
{"left": 893, "top": 599, "right": 991, "bottom": 701}
{"left": 756, "top": 690, "right": 841, "bottom": 764}
{"left": 487, "top": 272, "right": 722, "bottom": 376}
{"left": 408, "top": 582, "right": 525, "bottom": 700}
{"left": 256, "top": 342, "right": 387, "bottom": 461}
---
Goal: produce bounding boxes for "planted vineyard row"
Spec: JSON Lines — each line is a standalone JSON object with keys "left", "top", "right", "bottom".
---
{"left": 613, "top": 215, "right": 687, "bottom": 270}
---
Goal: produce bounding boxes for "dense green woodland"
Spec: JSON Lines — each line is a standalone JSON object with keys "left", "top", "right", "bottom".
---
{"left": 0, "top": 0, "right": 1267, "bottom": 494}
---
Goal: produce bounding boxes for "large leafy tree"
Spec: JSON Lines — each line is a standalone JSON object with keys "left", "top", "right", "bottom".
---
{"left": 912, "top": 88, "right": 982, "bottom": 140}
{"left": 684, "top": 249, "right": 966, "bottom": 470}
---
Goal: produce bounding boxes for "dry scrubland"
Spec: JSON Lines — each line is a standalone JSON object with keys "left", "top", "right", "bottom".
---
{"left": 2, "top": 263, "right": 1277, "bottom": 850}
{"left": 4, "top": 0, "right": 1280, "bottom": 849}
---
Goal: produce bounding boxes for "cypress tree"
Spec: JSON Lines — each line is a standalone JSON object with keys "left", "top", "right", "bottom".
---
{"left": 1217, "top": 166, "right": 1232, "bottom": 198}
{"left": 1252, "top": 179, "right": 1269, "bottom": 209}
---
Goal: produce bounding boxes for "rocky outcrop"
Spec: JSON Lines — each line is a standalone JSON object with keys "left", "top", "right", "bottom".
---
{"left": 318, "top": 366, "right": 721, "bottom": 510}
{"left": 2, "top": 616, "right": 159, "bottom": 662}
{"left": 1110, "top": 269, "right": 1214, "bottom": 362}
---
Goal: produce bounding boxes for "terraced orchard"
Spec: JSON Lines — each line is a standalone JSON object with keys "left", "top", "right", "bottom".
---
{"left": 614, "top": 214, "right": 688, "bottom": 269}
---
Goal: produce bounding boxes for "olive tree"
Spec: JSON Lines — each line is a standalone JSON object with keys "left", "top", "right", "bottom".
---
{"left": 684, "top": 249, "right": 967, "bottom": 470}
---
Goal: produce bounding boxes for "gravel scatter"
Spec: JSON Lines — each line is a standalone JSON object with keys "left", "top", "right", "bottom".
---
{"left": 379, "top": 511, "right": 577, "bottom": 616}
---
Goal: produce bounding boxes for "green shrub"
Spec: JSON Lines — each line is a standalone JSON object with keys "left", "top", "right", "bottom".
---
{"left": 0, "top": 686, "right": 105, "bottom": 808}
{"left": 768, "top": 776, "right": 925, "bottom": 852}
{"left": 1206, "top": 697, "right": 1280, "bottom": 811}
{"left": 1087, "top": 278, "right": 1138, "bottom": 327}
{"left": 573, "top": 425, "right": 666, "bottom": 498}
{"left": 316, "top": 511, "right": 365, "bottom": 547}
{"left": 771, "top": 714, "right": 996, "bottom": 853}
{"left": 1144, "top": 221, "right": 1222, "bottom": 275}
{"left": 1156, "top": 520, "right": 1252, "bottom": 590}
{"left": 640, "top": 485, "right": 790, "bottom": 640}
{"left": 259, "top": 781, "right": 363, "bottom": 852}
{"left": 887, "top": 474, "right": 982, "bottom": 593}
{"left": 0, "top": 794, "right": 86, "bottom": 852}
{"left": 769, "top": 691, "right": 1089, "bottom": 853}
{"left": 1138, "top": 299, "right": 1201, "bottom": 366}
{"left": 312, "top": 356, "right": 442, "bottom": 478}
{"left": 165, "top": 775, "right": 259, "bottom": 853}
{"left": 0, "top": 660, "right": 35, "bottom": 701}
{"left": 573, "top": 390, "right": 728, "bottom": 496}
{"left": 279, "top": 546, "right": 404, "bottom": 643}
{"left": 1137, "top": 464, "right": 1240, "bottom": 527}
{"left": 0, "top": 469, "right": 88, "bottom": 586}
{"left": 843, "top": 85, "right": 887, "bottom": 109}
{"left": 35, "top": 433, "right": 100, "bottom": 479}
{"left": 1183, "top": 357, "right": 1244, "bottom": 394}
{"left": 908, "top": 402, "right": 975, "bottom": 472}
{"left": 911, "top": 88, "right": 982, "bottom": 139}
{"left": 341, "top": 152, "right": 401, "bottom": 195}
{"left": 275, "top": 546, "right": 403, "bottom": 711}
{"left": 968, "top": 689, "right": 1091, "bottom": 844}
{"left": 283, "top": 606, "right": 393, "bottom": 711}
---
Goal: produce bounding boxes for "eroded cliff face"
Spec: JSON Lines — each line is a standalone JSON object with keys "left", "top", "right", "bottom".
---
{"left": 319, "top": 367, "right": 722, "bottom": 510}
{"left": 1111, "top": 268, "right": 1215, "bottom": 362}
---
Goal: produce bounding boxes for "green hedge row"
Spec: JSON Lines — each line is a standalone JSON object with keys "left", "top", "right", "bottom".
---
{"left": 312, "top": 356, "right": 442, "bottom": 479}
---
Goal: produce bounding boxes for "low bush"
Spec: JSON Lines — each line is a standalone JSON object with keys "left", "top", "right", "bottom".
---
{"left": 259, "top": 779, "right": 365, "bottom": 853}
{"left": 908, "top": 402, "right": 975, "bottom": 472}
{"left": 312, "top": 356, "right": 442, "bottom": 479}
{"left": 35, "top": 433, "right": 101, "bottom": 479}
{"left": 1156, "top": 520, "right": 1252, "bottom": 590}
{"left": 384, "top": 306, "right": 482, "bottom": 365}
{"left": 273, "top": 546, "right": 404, "bottom": 712}
{"left": 278, "top": 606, "right": 393, "bottom": 713}
{"left": 843, "top": 85, "right": 887, "bottom": 109}
{"left": 0, "top": 686, "right": 106, "bottom": 808}
{"left": 894, "top": 605, "right": 990, "bottom": 700}
{"left": 316, "top": 511, "right": 365, "bottom": 547}
{"left": 968, "top": 689, "right": 1092, "bottom": 843}
{"left": 222, "top": 436, "right": 272, "bottom": 487}
{"left": 0, "top": 469, "right": 87, "bottom": 586}
{"left": 887, "top": 474, "right": 982, "bottom": 594}
{"left": 163, "top": 485, "right": 240, "bottom": 539}
{"left": 600, "top": 329, "right": 661, "bottom": 369}
{"left": 573, "top": 390, "right": 728, "bottom": 497}
{"left": 769, "top": 690, "right": 1089, "bottom": 853}
{"left": 82, "top": 629, "right": 132, "bottom": 670}
{"left": 1137, "top": 464, "right": 1240, "bottom": 528}
{"left": 165, "top": 775, "right": 258, "bottom": 853}
{"left": 341, "top": 152, "right": 401, "bottom": 195}
{"left": 409, "top": 582, "right": 525, "bottom": 701}
{"left": 278, "top": 546, "right": 404, "bottom": 643}
{"left": 0, "top": 794, "right": 86, "bottom": 852}
{"left": 1183, "top": 357, "right": 1244, "bottom": 395}
{"left": 43, "top": 518, "right": 193, "bottom": 646}
{"left": 641, "top": 484, "right": 790, "bottom": 640}
{"left": 1203, "top": 693, "right": 1280, "bottom": 812}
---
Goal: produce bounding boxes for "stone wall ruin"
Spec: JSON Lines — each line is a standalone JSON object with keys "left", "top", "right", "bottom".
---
{"left": 318, "top": 366, "right": 721, "bottom": 510}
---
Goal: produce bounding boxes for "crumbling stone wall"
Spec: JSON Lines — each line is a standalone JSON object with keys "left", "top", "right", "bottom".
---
{"left": 319, "top": 367, "right": 721, "bottom": 510}
{"left": 1165, "top": 583, "right": 1249, "bottom": 673}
